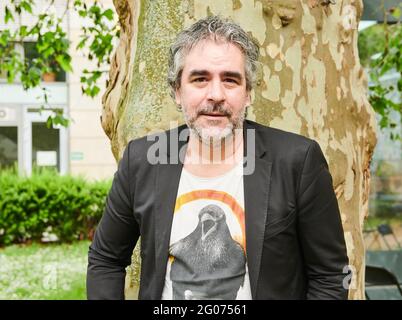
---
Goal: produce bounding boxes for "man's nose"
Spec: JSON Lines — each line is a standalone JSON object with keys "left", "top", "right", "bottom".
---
{"left": 207, "top": 79, "right": 225, "bottom": 103}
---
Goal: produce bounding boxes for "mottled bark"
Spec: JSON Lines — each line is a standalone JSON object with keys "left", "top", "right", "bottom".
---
{"left": 103, "top": 0, "right": 377, "bottom": 299}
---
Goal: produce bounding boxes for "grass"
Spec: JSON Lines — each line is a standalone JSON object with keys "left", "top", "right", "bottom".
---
{"left": 0, "top": 241, "right": 90, "bottom": 300}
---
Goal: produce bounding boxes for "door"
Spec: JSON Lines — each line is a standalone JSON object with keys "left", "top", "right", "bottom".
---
{"left": 22, "top": 107, "right": 68, "bottom": 175}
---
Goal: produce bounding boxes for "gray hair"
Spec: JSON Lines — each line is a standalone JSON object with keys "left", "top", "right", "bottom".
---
{"left": 167, "top": 15, "right": 260, "bottom": 98}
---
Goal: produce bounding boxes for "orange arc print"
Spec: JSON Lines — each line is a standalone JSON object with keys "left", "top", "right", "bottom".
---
{"left": 174, "top": 190, "right": 246, "bottom": 251}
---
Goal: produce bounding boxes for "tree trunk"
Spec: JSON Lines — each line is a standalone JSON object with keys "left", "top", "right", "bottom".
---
{"left": 102, "top": 0, "right": 377, "bottom": 300}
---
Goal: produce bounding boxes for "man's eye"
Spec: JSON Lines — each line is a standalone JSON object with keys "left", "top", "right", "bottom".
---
{"left": 193, "top": 78, "right": 206, "bottom": 82}
{"left": 225, "top": 78, "right": 239, "bottom": 84}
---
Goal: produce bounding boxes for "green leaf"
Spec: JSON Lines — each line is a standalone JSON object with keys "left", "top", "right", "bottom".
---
{"left": 20, "top": 1, "right": 33, "bottom": 14}
{"left": 91, "top": 86, "right": 100, "bottom": 97}
{"left": 83, "top": 84, "right": 100, "bottom": 98}
{"left": 391, "top": 7, "right": 401, "bottom": 19}
{"left": 76, "top": 36, "right": 88, "bottom": 50}
{"left": 42, "top": 47, "right": 55, "bottom": 59}
{"left": 379, "top": 116, "right": 388, "bottom": 129}
{"left": 55, "top": 55, "right": 73, "bottom": 72}
{"left": 15, "top": 5, "right": 22, "bottom": 15}
{"left": 0, "top": 30, "right": 11, "bottom": 46}
{"left": 50, "top": 112, "right": 70, "bottom": 128}
{"left": 19, "top": 25, "right": 28, "bottom": 37}
{"left": 46, "top": 116, "right": 53, "bottom": 129}
{"left": 89, "top": 5, "right": 101, "bottom": 16}
{"left": 103, "top": 9, "right": 114, "bottom": 21}
{"left": 78, "top": 10, "right": 87, "bottom": 17}
{"left": 5, "top": 6, "right": 14, "bottom": 23}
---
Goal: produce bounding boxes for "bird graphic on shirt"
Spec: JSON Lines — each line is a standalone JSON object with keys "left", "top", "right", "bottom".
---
{"left": 169, "top": 204, "right": 246, "bottom": 300}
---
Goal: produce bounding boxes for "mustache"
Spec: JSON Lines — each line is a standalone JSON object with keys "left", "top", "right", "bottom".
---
{"left": 196, "top": 104, "right": 233, "bottom": 117}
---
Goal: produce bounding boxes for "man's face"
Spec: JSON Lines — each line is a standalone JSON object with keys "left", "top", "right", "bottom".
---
{"left": 175, "top": 39, "right": 251, "bottom": 144}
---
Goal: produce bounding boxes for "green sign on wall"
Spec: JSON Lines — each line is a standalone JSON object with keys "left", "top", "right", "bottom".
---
{"left": 70, "top": 151, "right": 84, "bottom": 161}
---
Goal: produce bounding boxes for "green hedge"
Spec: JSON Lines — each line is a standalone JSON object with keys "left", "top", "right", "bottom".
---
{"left": 0, "top": 168, "right": 111, "bottom": 245}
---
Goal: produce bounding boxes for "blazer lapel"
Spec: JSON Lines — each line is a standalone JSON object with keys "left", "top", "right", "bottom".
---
{"left": 243, "top": 121, "right": 272, "bottom": 299}
{"left": 153, "top": 125, "right": 188, "bottom": 299}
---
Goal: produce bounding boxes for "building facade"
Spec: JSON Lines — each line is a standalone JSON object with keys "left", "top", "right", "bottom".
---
{"left": 0, "top": 0, "right": 116, "bottom": 180}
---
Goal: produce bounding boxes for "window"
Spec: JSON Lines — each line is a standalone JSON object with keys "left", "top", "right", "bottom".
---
{"left": 0, "top": 126, "right": 18, "bottom": 169}
{"left": 32, "top": 122, "right": 60, "bottom": 171}
{"left": 23, "top": 42, "right": 66, "bottom": 82}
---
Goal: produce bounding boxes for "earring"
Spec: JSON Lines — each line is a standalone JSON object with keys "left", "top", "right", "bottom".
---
{"left": 177, "top": 104, "right": 182, "bottom": 112}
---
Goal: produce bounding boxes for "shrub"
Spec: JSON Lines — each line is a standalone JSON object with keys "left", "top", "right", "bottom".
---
{"left": 0, "top": 167, "right": 111, "bottom": 245}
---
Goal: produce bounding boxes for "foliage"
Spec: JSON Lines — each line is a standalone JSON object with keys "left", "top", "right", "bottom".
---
{"left": 0, "top": 0, "right": 119, "bottom": 128}
{"left": 374, "top": 159, "right": 398, "bottom": 178}
{"left": 364, "top": 215, "right": 402, "bottom": 229}
{"left": 369, "top": 195, "right": 402, "bottom": 218}
{"left": 358, "top": 24, "right": 387, "bottom": 68}
{"left": 0, "top": 167, "right": 111, "bottom": 245}
{"left": 359, "top": 5, "right": 402, "bottom": 139}
{"left": 0, "top": 240, "right": 89, "bottom": 299}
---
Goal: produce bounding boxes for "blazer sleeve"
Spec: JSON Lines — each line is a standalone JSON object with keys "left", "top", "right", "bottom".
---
{"left": 296, "top": 140, "right": 350, "bottom": 300}
{"left": 86, "top": 141, "right": 140, "bottom": 300}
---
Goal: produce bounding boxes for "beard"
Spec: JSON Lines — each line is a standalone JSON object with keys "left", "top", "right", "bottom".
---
{"left": 183, "top": 102, "right": 246, "bottom": 146}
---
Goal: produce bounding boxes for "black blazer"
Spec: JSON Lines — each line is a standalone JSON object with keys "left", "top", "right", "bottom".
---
{"left": 87, "top": 120, "right": 349, "bottom": 300}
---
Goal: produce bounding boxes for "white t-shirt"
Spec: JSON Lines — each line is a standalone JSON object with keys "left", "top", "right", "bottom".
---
{"left": 161, "top": 162, "right": 252, "bottom": 300}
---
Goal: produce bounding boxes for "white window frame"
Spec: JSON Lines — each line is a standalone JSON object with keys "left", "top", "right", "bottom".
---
{"left": 22, "top": 105, "right": 68, "bottom": 175}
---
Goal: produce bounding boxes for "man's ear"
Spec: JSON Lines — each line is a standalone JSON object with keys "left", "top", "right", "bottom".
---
{"left": 175, "top": 88, "right": 181, "bottom": 105}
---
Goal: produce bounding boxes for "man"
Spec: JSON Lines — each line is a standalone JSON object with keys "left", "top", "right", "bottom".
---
{"left": 87, "top": 16, "right": 349, "bottom": 300}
